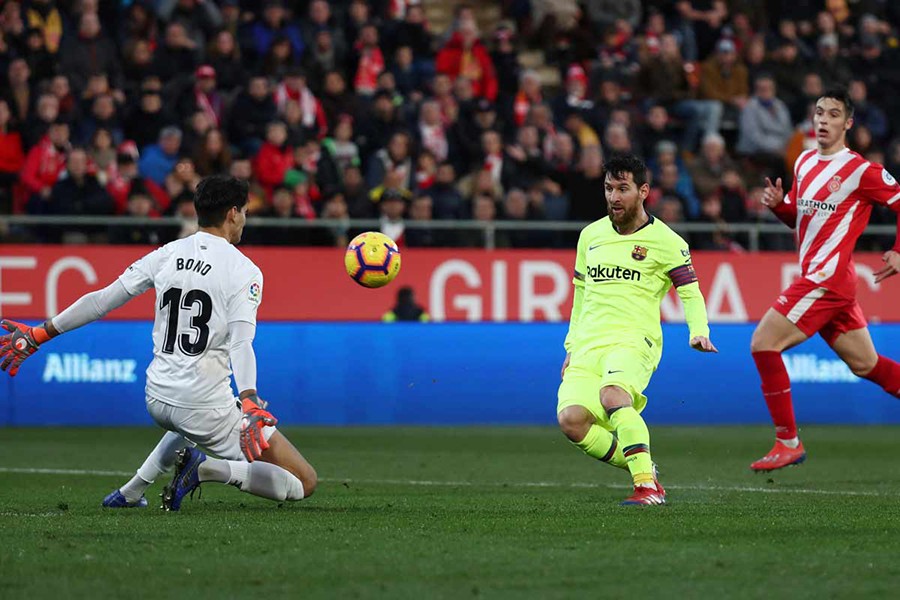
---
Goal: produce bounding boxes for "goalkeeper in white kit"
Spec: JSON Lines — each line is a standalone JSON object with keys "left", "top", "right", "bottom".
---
{"left": 0, "top": 175, "right": 317, "bottom": 510}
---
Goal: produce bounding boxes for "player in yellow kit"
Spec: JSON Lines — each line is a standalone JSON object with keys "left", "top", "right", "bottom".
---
{"left": 557, "top": 153, "right": 718, "bottom": 505}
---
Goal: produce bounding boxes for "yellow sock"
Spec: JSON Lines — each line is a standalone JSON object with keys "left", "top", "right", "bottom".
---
{"left": 574, "top": 425, "right": 627, "bottom": 469}
{"left": 609, "top": 406, "right": 654, "bottom": 485}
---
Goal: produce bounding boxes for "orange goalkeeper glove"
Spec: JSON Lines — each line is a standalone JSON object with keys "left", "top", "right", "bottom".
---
{"left": 0, "top": 319, "right": 52, "bottom": 376}
{"left": 240, "top": 395, "right": 278, "bottom": 462}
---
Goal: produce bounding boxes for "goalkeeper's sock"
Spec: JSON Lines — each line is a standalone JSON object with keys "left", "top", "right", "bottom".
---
{"left": 863, "top": 354, "right": 900, "bottom": 398}
{"left": 573, "top": 425, "right": 627, "bottom": 469}
{"left": 608, "top": 406, "right": 654, "bottom": 486}
{"left": 121, "top": 431, "right": 187, "bottom": 503}
{"left": 198, "top": 459, "right": 305, "bottom": 501}
{"left": 752, "top": 350, "right": 798, "bottom": 440}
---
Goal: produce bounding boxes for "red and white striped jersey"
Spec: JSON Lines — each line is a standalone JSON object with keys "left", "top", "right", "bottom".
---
{"left": 776, "top": 147, "right": 900, "bottom": 297}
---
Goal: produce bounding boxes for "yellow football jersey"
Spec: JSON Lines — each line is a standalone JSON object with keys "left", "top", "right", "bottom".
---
{"left": 564, "top": 215, "right": 709, "bottom": 355}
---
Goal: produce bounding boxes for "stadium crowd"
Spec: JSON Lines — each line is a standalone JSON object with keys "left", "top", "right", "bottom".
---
{"left": 1, "top": 0, "right": 900, "bottom": 249}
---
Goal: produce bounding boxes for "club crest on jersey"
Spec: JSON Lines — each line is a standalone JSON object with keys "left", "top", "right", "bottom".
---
{"left": 828, "top": 175, "right": 842, "bottom": 193}
{"left": 631, "top": 245, "right": 648, "bottom": 261}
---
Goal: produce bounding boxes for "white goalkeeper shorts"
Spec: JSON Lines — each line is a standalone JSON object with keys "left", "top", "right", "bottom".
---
{"left": 146, "top": 395, "right": 277, "bottom": 462}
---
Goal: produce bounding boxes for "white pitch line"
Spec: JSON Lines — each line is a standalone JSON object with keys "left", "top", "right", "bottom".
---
{"left": 0, "top": 467, "right": 885, "bottom": 497}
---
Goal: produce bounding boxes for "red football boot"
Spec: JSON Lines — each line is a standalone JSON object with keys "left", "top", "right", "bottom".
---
{"left": 621, "top": 484, "right": 666, "bottom": 505}
{"left": 750, "top": 440, "right": 806, "bottom": 472}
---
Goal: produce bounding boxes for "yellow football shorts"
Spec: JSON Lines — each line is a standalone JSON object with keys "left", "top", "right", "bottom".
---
{"left": 557, "top": 342, "right": 659, "bottom": 431}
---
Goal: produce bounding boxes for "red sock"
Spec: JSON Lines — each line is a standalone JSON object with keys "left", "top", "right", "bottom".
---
{"left": 752, "top": 351, "right": 797, "bottom": 439}
{"left": 864, "top": 355, "right": 900, "bottom": 398}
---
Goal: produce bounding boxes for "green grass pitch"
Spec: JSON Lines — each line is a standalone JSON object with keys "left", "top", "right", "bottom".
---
{"left": 1, "top": 425, "right": 899, "bottom": 599}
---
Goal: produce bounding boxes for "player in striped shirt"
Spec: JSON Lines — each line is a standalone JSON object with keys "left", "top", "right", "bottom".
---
{"left": 750, "top": 87, "right": 900, "bottom": 471}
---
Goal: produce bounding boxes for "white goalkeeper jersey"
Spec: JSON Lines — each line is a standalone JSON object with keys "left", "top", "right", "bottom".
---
{"left": 118, "top": 231, "right": 263, "bottom": 409}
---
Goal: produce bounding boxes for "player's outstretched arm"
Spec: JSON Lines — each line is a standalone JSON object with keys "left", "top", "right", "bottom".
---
{"left": 229, "top": 320, "right": 277, "bottom": 461}
{"left": 0, "top": 279, "right": 136, "bottom": 376}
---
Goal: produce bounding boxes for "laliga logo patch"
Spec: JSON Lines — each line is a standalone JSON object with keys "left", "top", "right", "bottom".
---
{"left": 883, "top": 169, "right": 896, "bottom": 186}
{"left": 631, "top": 245, "right": 649, "bottom": 261}
{"left": 248, "top": 281, "right": 261, "bottom": 303}
{"left": 828, "top": 175, "right": 842, "bottom": 193}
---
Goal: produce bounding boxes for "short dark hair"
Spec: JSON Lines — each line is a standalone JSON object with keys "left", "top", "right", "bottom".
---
{"left": 819, "top": 86, "right": 854, "bottom": 118}
{"left": 194, "top": 175, "right": 249, "bottom": 227}
{"left": 603, "top": 153, "right": 649, "bottom": 188}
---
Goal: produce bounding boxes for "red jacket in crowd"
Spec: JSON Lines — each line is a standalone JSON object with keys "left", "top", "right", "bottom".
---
{"left": 20, "top": 135, "right": 67, "bottom": 195}
{"left": 435, "top": 32, "right": 498, "bottom": 102}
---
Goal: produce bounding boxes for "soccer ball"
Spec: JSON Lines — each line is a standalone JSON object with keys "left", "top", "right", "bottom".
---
{"left": 344, "top": 231, "right": 401, "bottom": 288}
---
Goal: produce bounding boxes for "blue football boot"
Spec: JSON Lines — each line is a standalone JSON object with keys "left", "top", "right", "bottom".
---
{"left": 161, "top": 447, "right": 206, "bottom": 511}
{"left": 102, "top": 489, "right": 149, "bottom": 508}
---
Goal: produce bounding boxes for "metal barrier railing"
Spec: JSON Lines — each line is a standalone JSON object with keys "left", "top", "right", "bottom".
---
{"left": 1, "top": 215, "right": 896, "bottom": 252}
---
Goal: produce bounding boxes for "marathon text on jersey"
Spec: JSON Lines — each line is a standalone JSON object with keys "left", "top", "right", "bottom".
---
{"left": 797, "top": 197, "right": 838, "bottom": 214}
{"left": 176, "top": 258, "right": 213, "bottom": 276}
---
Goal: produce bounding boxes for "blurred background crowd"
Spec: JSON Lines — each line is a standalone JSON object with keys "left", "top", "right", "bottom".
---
{"left": 1, "top": 0, "right": 899, "bottom": 249}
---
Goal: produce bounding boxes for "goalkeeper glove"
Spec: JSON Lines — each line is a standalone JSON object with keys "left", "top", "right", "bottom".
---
{"left": 0, "top": 319, "right": 52, "bottom": 376}
{"left": 240, "top": 395, "right": 278, "bottom": 462}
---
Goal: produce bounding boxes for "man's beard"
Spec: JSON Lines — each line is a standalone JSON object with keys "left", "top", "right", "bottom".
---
{"left": 608, "top": 202, "right": 640, "bottom": 228}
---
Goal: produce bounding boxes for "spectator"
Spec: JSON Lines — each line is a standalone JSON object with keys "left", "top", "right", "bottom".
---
{"left": 260, "top": 35, "right": 298, "bottom": 79}
{"left": 653, "top": 196, "right": 685, "bottom": 229}
{"left": 163, "top": 156, "right": 201, "bottom": 212}
{"left": 603, "top": 122, "right": 633, "bottom": 155}
{"left": 309, "top": 190, "right": 351, "bottom": 247}
{"left": 511, "top": 70, "right": 543, "bottom": 128}
{"left": 153, "top": 21, "right": 200, "bottom": 83}
{"left": 736, "top": 74, "right": 792, "bottom": 179}
{"left": 768, "top": 39, "right": 806, "bottom": 114}
{"left": 255, "top": 120, "right": 294, "bottom": 194}
{"left": 815, "top": 33, "right": 852, "bottom": 87}
{"left": 417, "top": 100, "right": 450, "bottom": 163}
{"left": 109, "top": 192, "right": 162, "bottom": 245}
{"left": 692, "top": 193, "right": 740, "bottom": 251}
{"left": 648, "top": 161, "right": 693, "bottom": 219}
{"left": 687, "top": 132, "right": 738, "bottom": 200}
{"left": 319, "top": 70, "right": 362, "bottom": 127}
{"left": 300, "top": 0, "right": 345, "bottom": 61}
{"left": 249, "top": 0, "right": 304, "bottom": 61}
{"left": 4, "top": 59, "right": 32, "bottom": 125}
{"left": 206, "top": 30, "right": 247, "bottom": 94}
{"left": 490, "top": 24, "right": 521, "bottom": 102}
{"left": 561, "top": 144, "right": 605, "bottom": 222}
{"left": 59, "top": 12, "right": 121, "bottom": 93}
{"left": 790, "top": 71, "right": 824, "bottom": 124}
{"left": 157, "top": 0, "right": 223, "bottom": 49}
{"left": 138, "top": 126, "right": 182, "bottom": 186}
{"left": 698, "top": 38, "right": 749, "bottom": 125}
{"left": 449, "top": 97, "right": 499, "bottom": 173}
{"left": 637, "top": 104, "right": 678, "bottom": 159}
{"left": 349, "top": 22, "right": 385, "bottom": 99}
{"left": 430, "top": 162, "right": 466, "bottom": 219}
{"left": 88, "top": 128, "right": 116, "bottom": 186}
{"left": 22, "top": 93, "right": 59, "bottom": 149}
{"left": 77, "top": 94, "right": 123, "bottom": 146}
{"left": 343, "top": 166, "right": 372, "bottom": 218}
{"left": 550, "top": 64, "right": 594, "bottom": 129}
{"left": 192, "top": 128, "right": 231, "bottom": 176}
{"left": 405, "top": 194, "right": 437, "bottom": 247}
{"left": 125, "top": 87, "right": 173, "bottom": 150}
{"left": 23, "top": 26, "right": 54, "bottom": 83}
{"left": 595, "top": 18, "right": 641, "bottom": 80}
{"left": 21, "top": 119, "right": 70, "bottom": 207}
{"left": 228, "top": 75, "right": 277, "bottom": 155}
{"left": 378, "top": 187, "right": 408, "bottom": 246}
{"left": 393, "top": 3, "right": 434, "bottom": 82}
{"left": 436, "top": 18, "right": 498, "bottom": 102}
{"left": 24, "top": 0, "right": 63, "bottom": 54}
{"left": 122, "top": 39, "right": 157, "bottom": 93}
{"left": 367, "top": 130, "right": 414, "bottom": 192}
{"left": 302, "top": 27, "right": 344, "bottom": 94}
{"left": 47, "top": 147, "right": 114, "bottom": 216}
{"left": 273, "top": 67, "right": 328, "bottom": 140}
{"left": 177, "top": 65, "right": 223, "bottom": 128}
{"left": 106, "top": 142, "right": 169, "bottom": 215}
{"left": 382, "top": 286, "right": 430, "bottom": 322}
{"left": 463, "top": 193, "right": 497, "bottom": 247}
{"left": 848, "top": 79, "right": 889, "bottom": 144}
{"left": 636, "top": 33, "right": 722, "bottom": 151}
{"left": 0, "top": 99, "right": 24, "bottom": 213}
